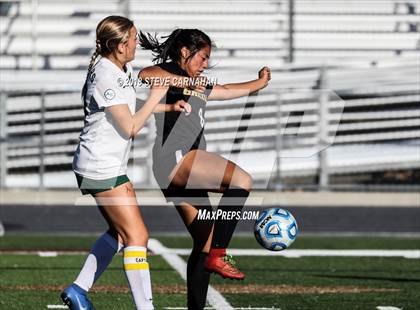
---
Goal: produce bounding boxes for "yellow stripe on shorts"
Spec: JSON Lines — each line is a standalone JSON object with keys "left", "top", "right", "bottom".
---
{"left": 124, "top": 251, "right": 147, "bottom": 258}
{"left": 124, "top": 262, "right": 149, "bottom": 270}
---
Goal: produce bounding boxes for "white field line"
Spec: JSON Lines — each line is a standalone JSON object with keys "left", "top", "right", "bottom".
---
{"left": 38, "top": 251, "right": 58, "bottom": 257}
{"left": 1, "top": 250, "right": 87, "bottom": 255}
{"left": 163, "top": 308, "right": 281, "bottom": 310}
{"left": 3, "top": 249, "right": 420, "bottom": 259}
{"left": 148, "top": 239, "right": 234, "bottom": 310}
{"left": 167, "top": 249, "right": 420, "bottom": 259}
{"left": 46, "top": 307, "right": 278, "bottom": 310}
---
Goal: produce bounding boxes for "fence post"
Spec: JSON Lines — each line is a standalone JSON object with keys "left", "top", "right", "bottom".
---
{"left": 39, "top": 90, "right": 45, "bottom": 190}
{"left": 317, "top": 67, "right": 330, "bottom": 190}
{"left": 288, "top": 0, "right": 295, "bottom": 63}
{"left": 274, "top": 93, "right": 283, "bottom": 190}
{"left": 31, "top": 0, "right": 38, "bottom": 70}
{"left": 0, "top": 92, "right": 8, "bottom": 189}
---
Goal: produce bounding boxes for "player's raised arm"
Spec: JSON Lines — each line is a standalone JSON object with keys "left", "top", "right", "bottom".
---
{"left": 208, "top": 67, "right": 271, "bottom": 101}
{"left": 137, "top": 67, "right": 193, "bottom": 114}
{"left": 106, "top": 86, "right": 168, "bottom": 138}
{"left": 152, "top": 100, "right": 192, "bottom": 113}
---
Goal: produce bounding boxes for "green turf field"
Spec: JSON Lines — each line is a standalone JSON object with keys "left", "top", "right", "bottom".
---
{"left": 1, "top": 235, "right": 419, "bottom": 309}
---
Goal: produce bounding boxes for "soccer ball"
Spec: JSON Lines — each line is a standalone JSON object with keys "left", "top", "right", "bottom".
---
{"left": 254, "top": 208, "right": 298, "bottom": 251}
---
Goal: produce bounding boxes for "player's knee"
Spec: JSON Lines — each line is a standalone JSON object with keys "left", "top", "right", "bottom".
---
{"left": 125, "top": 232, "right": 149, "bottom": 247}
{"left": 117, "top": 227, "right": 149, "bottom": 247}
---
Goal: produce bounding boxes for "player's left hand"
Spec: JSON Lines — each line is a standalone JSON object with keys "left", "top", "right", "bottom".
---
{"left": 258, "top": 67, "right": 271, "bottom": 88}
{"left": 173, "top": 100, "right": 192, "bottom": 114}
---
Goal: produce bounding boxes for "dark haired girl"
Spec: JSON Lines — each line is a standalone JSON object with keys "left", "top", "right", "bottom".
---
{"left": 139, "top": 28, "right": 271, "bottom": 309}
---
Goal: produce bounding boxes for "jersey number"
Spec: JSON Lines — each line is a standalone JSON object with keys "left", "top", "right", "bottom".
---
{"left": 198, "top": 108, "right": 205, "bottom": 128}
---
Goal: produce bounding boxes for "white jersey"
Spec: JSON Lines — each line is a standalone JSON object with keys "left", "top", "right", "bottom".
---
{"left": 73, "top": 57, "right": 136, "bottom": 179}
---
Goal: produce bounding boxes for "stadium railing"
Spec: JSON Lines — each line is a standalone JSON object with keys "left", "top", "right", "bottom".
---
{"left": 1, "top": 62, "right": 419, "bottom": 190}
{"left": 1, "top": 0, "right": 419, "bottom": 190}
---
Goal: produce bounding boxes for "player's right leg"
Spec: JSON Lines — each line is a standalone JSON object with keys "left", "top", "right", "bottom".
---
{"left": 61, "top": 228, "right": 122, "bottom": 310}
{"left": 75, "top": 229, "right": 122, "bottom": 288}
{"left": 170, "top": 150, "right": 252, "bottom": 280}
{"left": 175, "top": 195, "right": 213, "bottom": 310}
{"left": 94, "top": 181, "right": 154, "bottom": 310}
{"left": 62, "top": 181, "right": 153, "bottom": 310}
{"left": 61, "top": 175, "right": 127, "bottom": 310}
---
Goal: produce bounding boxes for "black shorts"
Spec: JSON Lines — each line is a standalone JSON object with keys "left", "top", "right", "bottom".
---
{"left": 152, "top": 139, "right": 207, "bottom": 204}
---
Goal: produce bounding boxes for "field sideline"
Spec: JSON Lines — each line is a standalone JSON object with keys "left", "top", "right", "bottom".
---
{"left": 1, "top": 235, "right": 419, "bottom": 309}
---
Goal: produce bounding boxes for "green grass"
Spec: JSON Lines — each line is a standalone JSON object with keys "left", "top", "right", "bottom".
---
{"left": 224, "top": 292, "right": 420, "bottom": 310}
{"left": 0, "top": 254, "right": 187, "bottom": 309}
{"left": 0, "top": 234, "right": 187, "bottom": 251}
{"left": 0, "top": 290, "right": 187, "bottom": 310}
{"left": 158, "top": 235, "right": 420, "bottom": 250}
{"left": 2, "top": 234, "right": 419, "bottom": 250}
{"left": 1, "top": 235, "right": 420, "bottom": 309}
{"left": 0, "top": 235, "right": 100, "bottom": 250}
{"left": 212, "top": 256, "right": 420, "bottom": 309}
{"left": 0, "top": 255, "right": 183, "bottom": 286}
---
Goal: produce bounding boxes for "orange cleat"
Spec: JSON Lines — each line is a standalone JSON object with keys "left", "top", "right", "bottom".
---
{"left": 204, "top": 249, "right": 245, "bottom": 280}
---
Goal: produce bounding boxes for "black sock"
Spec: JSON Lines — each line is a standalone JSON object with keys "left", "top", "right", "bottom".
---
{"left": 211, "top": 187, "right": 249, "bottom": 248}
{"left": 182, "top": 202, "right": 213, "bottom": 310}
{"left": 187, "top": 251, "right": 210, "bottom": 310}
{"left": 183, "top": 201, "right": 213, "bottom": 250}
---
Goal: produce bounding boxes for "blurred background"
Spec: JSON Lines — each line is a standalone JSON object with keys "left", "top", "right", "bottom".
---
{"left": 0, "top": 0, "right": 419, "bottom": 234}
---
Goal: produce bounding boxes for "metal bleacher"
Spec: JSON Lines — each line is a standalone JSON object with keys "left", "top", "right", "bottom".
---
{"left": 0, "top": 0, "right": 419, "bottom": 189}
{"left": 1, "top": 0, "right": 419, "bottom": 70}
{"left": 0, "top": 0, "right": 287, "bottom": 70}
{"left": 292, "top": 0, "right": 420, "bottom": 65}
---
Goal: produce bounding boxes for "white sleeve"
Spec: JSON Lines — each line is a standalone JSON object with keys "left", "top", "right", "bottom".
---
{"left": 93, "top": 74, "right": 127, "bottom": 108}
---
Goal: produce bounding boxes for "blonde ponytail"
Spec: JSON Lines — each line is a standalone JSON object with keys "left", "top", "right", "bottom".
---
{"left": 87, "top": 39, "right": 102, "bottom": 73}
{"left": 82, "top": 15, "right": 133, "bottom": 110}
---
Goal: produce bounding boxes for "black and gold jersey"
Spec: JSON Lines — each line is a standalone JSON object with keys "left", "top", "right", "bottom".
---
{"left": 154, "top": 62, "right": 213, "bottom": 151}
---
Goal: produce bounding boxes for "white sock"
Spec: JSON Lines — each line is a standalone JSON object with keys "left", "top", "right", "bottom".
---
{"left": 123, "top": 246, "right": 154, "bottom": 310}
{"left": 74, "top": 232, "right": 123, "bottom": 291}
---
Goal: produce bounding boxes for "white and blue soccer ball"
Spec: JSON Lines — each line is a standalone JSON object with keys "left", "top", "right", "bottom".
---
{"left": 254, "top": 208, "right": 298, "bottom": 251}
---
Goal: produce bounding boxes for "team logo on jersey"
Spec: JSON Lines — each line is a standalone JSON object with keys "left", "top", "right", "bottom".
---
{"left": 104, "top": 89, "right": 116, "bottom": 100}
{"left": 183, "top": 88, "right": 207, "bottom": 102}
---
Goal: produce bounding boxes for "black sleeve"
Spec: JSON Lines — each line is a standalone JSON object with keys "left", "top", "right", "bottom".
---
{"left": 156, "top": 62, "right": 183, "bottom": 75}
{"left": 205, "top": 83, "right": 214, "bottom": 97}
